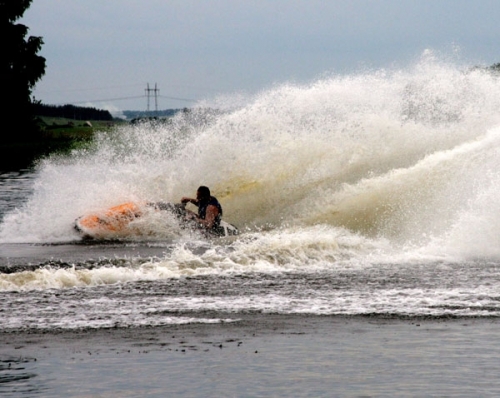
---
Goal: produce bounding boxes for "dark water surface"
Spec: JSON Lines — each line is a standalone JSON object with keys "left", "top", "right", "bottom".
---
{"left": 2, "top": 317, "right": 500, "bottom": 397}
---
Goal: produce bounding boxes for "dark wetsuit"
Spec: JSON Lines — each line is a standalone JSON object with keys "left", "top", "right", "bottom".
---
{"left": 198, "top": 196, "right": 223, "bottom": 229}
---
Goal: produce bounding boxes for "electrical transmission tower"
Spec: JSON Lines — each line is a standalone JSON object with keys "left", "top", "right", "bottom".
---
{"left": 145, "top": 83, "right": 159, "bottom": 112}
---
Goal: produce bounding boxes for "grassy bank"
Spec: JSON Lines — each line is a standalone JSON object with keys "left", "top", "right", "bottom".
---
{"left": 0, "top": 117, "right": 126, "bottom": 170}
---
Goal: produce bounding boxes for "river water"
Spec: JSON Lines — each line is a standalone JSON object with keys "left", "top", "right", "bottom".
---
{"left": 2, "top": 54, "right": 500, "bottom": 396}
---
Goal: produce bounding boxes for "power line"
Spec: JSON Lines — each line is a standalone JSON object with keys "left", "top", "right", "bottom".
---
{"left": 48, "top": 88, "right": 198, "bottom": 107}
{"left": 65, "top": 95, "right": 145, "bottom": 105}
{"left": 59, "top": 94, "right": 196, "bottom": 105}
{"left": 35, "top": 83, "right": 146, "bottom": 94}
{"left": 158, "top": 95, "right": 196, "bottom": 102}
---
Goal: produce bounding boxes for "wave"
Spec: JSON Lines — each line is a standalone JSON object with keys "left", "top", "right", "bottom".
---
{"left": 1, "top": 52, "right": 500, "bottom": 261}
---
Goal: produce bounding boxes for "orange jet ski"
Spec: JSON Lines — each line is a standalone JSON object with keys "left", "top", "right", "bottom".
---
{"left": 74, "top": 202, "right": 238, "bottom": 240}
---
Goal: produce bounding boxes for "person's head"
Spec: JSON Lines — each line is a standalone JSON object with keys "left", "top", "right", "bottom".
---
{"left": 196, "top": 186, "right": 211, "bottom": 200}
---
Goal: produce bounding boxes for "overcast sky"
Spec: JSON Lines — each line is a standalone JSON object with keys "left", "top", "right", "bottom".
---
{"left": 22, "top": 0, "right": 500, "bottom": 113}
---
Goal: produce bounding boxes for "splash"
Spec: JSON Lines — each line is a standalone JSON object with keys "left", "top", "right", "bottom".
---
{"left": 1, "top": 53, "right": 500, "bottom": 261}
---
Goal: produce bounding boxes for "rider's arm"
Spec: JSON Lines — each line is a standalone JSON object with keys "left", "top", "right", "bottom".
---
{"left": 181, "top": 197, "right": 199, "bottom": 206}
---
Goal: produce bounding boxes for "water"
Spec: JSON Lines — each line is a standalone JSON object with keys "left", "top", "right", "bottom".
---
{"left": 4, "top": 318, "right": 500, "bottom": 397}
{"left": 2, "top": 54, "right": 500, "bottom": 395}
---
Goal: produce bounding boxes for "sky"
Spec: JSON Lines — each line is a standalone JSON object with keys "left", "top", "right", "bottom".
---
{"left": 21, "top": 0, "right": 500, "bottom": 114}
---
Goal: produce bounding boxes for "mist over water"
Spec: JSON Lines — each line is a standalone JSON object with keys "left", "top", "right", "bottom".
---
{"left": 2, "top": 53, "right": 500, "bottom": 264}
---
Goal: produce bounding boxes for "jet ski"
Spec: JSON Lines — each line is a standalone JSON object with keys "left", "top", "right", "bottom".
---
{"left": 74, "top": 201, "right": 239, "bottom": 240}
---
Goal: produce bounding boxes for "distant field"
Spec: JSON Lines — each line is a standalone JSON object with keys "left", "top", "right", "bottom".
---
{"left": 0, "top": 117, "right": 127, "bottom": 169}
{"left": 38, "top": 117, "right": 126, "bottom": 139}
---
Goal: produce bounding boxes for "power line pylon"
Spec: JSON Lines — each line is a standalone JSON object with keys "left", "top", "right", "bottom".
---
{"left": 145, "top": 83, "right": 159, "bottom": 112}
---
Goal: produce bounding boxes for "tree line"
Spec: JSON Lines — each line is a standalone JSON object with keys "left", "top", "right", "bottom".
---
{"left": 34, "top": 103, "right": 113, "bottom": 121}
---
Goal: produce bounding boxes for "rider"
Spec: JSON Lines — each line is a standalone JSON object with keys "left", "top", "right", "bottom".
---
{"left": 181, "top": 186, "right": 222, "bottom": 231}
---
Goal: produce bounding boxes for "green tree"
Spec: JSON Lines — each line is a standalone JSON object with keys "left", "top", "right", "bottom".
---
{"left": 1, "top": 0, "right": 46, "bottom": 140}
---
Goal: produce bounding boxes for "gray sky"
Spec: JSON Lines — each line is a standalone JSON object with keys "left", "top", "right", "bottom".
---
{"left": 22, "top": 0, "right": 500, "bottom": 113}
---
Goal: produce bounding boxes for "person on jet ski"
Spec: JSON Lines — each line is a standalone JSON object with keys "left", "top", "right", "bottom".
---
{"left": 181, "top": 186, "right": 222, "bottom": 231}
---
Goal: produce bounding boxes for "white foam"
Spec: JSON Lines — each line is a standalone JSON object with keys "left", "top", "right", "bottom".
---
{"left": 1, "top": 53, "right": 500, "bottom": 262}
